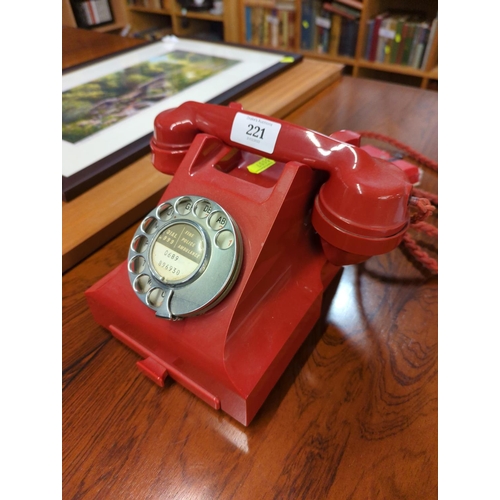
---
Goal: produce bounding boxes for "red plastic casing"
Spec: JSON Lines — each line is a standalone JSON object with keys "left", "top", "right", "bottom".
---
{"left": 86, "top": 101, "right": 412, "bottom": 425}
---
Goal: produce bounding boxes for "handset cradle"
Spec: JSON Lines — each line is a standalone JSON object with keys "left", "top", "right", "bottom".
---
{"left": 86, "top": 101, "right": 413, "bottom": 426}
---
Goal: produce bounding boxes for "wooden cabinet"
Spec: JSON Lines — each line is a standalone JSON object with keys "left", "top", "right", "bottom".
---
{"left": 124, "top": 1, "right": 239, "bottom": 42}
{"left": 63, "top": 1, "right": 238, "bottom": 41}
{"left": 238, "top": 0, "right": 438, "bottom": 88}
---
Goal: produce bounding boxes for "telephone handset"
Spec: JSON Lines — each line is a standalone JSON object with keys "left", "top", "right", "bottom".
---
{"left": 151, "top": 101, "right": 412, "bottom": 268}
{"left": 87, "top": 101, "right": 413, "bottom": 425}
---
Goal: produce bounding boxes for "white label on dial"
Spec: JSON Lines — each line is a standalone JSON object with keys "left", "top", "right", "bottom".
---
{"left": 230, "top": 112, "right": 282, "bottom": 154}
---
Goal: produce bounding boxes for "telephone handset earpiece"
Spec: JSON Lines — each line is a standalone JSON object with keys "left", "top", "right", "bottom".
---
{"left": 151, "top": 101, "right": 413, "bottom": 267}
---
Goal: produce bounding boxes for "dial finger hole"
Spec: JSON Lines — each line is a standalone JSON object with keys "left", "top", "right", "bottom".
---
{"left": 215, "top": 230, "right": 235, "bottom": 249}
{"left": 146, "top": 287, "right": 166, "bottom": 308}
{"left": 175, "top": 197, "right": 193, "bottom": 215}
{"left": 141, "top": 217, "right": 159, "bottom": 235}
{"left": 131, "top": 235, "right": 148, "bottom": 253}
{"left": 129, "top": 255, "right": 146, "bottom": 274}
{"left": 208, "top": 211, "right": 228, "bottom": 230}
{"left": 193, "top": 199, "right": 212, "bottom": 219}
{"left": 157, "top": 203, "right": 174, "bottom": 221}
{"left": 133, "top": 274, "right": 152, "bottom": 294}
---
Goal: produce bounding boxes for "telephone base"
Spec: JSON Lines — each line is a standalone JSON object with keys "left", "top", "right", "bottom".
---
{"left": 86, "top": 259, "right": 341, "bottom": 426}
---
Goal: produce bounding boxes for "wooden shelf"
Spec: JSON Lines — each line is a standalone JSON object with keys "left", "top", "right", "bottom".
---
{"left": 357, "top": 59, "right": 435, "bottom": 78}
{"left": 239, "top": 0, "right": 438, "bottom": 89}
{"left": 127, "top": 6, "right": 172, "bottom": 15}
{"left": 62, "top": 1, "right": 437, "bottom": 88}
{"left": 173, "top": 8, "right": 224, "bottom": 22}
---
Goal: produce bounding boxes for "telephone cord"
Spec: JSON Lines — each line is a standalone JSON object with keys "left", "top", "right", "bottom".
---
{"left": 357, "top": 131, "right": 438, "bottom": 274}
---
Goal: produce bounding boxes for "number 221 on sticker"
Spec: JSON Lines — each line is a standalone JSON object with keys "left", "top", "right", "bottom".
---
{"left": 230, "top": 112, "right": 282, "bottom": 154}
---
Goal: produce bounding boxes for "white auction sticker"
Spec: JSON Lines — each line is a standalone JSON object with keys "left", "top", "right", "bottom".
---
{"left": 230, "top": 112, "right": 282, "bottom": 154}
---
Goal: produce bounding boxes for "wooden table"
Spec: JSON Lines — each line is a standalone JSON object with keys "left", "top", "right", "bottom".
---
{"left": 63, "top": 28, "right": 438, "bottom": 500}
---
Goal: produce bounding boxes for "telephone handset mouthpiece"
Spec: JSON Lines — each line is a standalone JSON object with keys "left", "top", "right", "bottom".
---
{"left": 151, "top": 101, "right": 413, "bottom": 266}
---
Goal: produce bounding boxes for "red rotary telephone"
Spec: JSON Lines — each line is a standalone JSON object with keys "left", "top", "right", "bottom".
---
{"left": 86, "top": 101, "right": 415, "bottom": 425}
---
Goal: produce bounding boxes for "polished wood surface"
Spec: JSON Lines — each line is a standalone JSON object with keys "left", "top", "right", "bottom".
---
{"left": 62, "top": 27, "right": 343, "bottom": 272}
{"left": 62, "top": 26, "right": 145, "bottom": 70}
{"left": 63, "top": 69, "right": 438, "bottom": 498}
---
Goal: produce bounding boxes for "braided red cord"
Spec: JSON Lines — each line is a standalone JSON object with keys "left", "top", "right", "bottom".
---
{"left": 357, "top": 130, "right": 438, "bottom": 172}
{"left": 411, "top": 221, "right": 438, "bottom": 238}
{"left": 413, "top": 187, "right": 438, "bottom": 206}
{"left": 401, "top": 233, "right": 438, "bottom": 273}
{"left": 409, "top": 196, "right": 435, "bottom": 223}
{"left": 357, "top": 131, "right": 438, "bottom": 274}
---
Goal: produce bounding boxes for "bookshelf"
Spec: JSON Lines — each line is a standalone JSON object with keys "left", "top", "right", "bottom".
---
{"left": 62, "top": 1, "right": 438, "bottom": 88}
{"left": 124, "top": 1, "right": 239, "bottom": 42}
{"left": 239, "top": 0, "right": 438, "bottom": 89}
{"left": 63, "top": 1, "right": 238, "bottom": 42}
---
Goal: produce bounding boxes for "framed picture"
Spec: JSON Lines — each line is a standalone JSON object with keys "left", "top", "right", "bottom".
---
{"left": 62, "top": 37, "right": 302, "bottom": 201}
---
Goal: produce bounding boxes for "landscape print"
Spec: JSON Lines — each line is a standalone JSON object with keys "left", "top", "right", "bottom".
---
{"left": 62, "top": 50, "right": 239, "bottom": 144}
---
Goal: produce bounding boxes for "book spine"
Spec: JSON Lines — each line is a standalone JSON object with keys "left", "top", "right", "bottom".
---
{"left": 300, "top": 0, "right": 315, "bottom": 50}
{"left": 82, "top": 2, "right": 94, "bottom": 26}
{"left": 263, "top": 9, "right": 270, "bottom": 46}
{"left": 315, "top": 9, "right": 332, "bottom": 54}
{"left": 413, "top": 25, "right": 430, "bottom": 69}
{"left": 338, "top": 17, "right": 358, "bottom": 57}
{"left": 363, "top": 18, "right": 374, "bottom": 60}
{"left": 368, "top": 15, "right": 383, "bottom": 62}
{"left": 391, "top": 19, "right": 405, "bottom": 65}
{"left": 94, "top": 0, "right": 113, "bottom": 24}
{"left": 329, "top": 13, "right": 342, "bottom": 55}
{"left": 322, "top": 1, "right": 360, "bottom": 20}
{"left": 289, "top": 10, "right": 296, "bottom": 47}
{"left": 401, "top": 23, "right": 416, "bottom": 65}
{"left": 245, "top": 6, "right": 252, "bottom": 43}
{"left": 268, "top": 10, "right": 280, "bottom": 48}
{"left": 375, "top": 17, "right": 391, "bottom": 63}
{"left": 421, "top": 16, "right": 438, "bottom": 70}
{"left": 407, "top": 23, "right": 423, "bottom": 67}
{"left": 349, "top": 19, "right": 359, "bottom": 57}
{"left": 334, "top": 0, "right": 363, "bottom": 11}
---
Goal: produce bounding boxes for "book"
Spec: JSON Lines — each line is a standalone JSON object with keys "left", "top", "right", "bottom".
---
{"left": 322, "top": 1, "right": 361, "bottom": 20}
{"left": 363, "top": 18, "right": 375, "bottom": 60}
{"left": 71, "top": 0, "right": 114, "bottom": 28}
{"left": 329, "top": 13, "right": 342, "bottom": 55}
{"left": 93, "top": 0, "right": 113, "bottom": 22}
{"left": 400, "top": 22, "right": 417, "bottom": 65}
{"left": 421, "top": 15, "right": 438, "bottom": 70}
{"left": 245, "top": 6, "right": 252, "bottom": 42}
{"left": 375, "top": 16, "right": 396, "bottom": 63}
{"left": 338, "top": 17, "right": 359, "bottom": 57}
{"left": 300, "top": 0, "right": 316, "bottom": 50}
{"left": 288, "top": 10, "right": 296, "bottom": 47}
{"left": 409, "top": 23, "right": 430, "bottom": 69}
{"left": 335, "top": 0, "right": 362, "bottom": 10}
{"left": 368, "top": 11, "right": 389, "bottom": 61}
{"left": 389, "top": 15, "right": 408, "bottom": 64}
{"left": 263, "top": 10, "right": 270, "bottom": 45}
{"left": 267, "top": 10, "right": 280, "bottom": 47}
{"left": 315, "top": 10, "right": 332, "bottom": 54}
